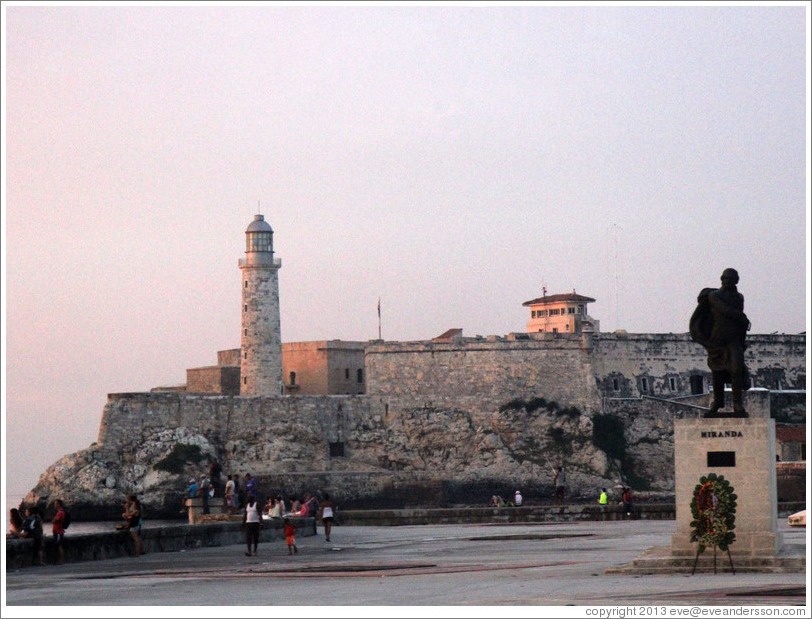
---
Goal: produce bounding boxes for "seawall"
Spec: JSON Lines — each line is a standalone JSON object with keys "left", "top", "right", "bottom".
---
{"left": 6, "top": 517, "right": 316, "bottom": 570}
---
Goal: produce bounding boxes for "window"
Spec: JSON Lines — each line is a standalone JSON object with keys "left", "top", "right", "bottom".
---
{"left": 246, "top": 231, "right": 272, "bottom": 253}
{"left": 289, "top": 371, "right": 296, "bottom": 386}
{"left": 568, "top": 307, "right": 575, "bottom": 314}
{"left": 641, "top": 377, "right": 649, "bottom": 393}
{"left": 669, "top": 377, "right": 677, "bottom": 391}
{"left": 613, "top": 378, "right": 619, "bottom": 391}
{"left": 244, "top": 304, "right": 248, "bottom": 312}
{"left": 345, "top": 368, "right": 350, "bottom": 379}
{"left": 578, "top": 305, "right": 585, "bottom": 315}
{"left": 243, "top": 377, "right": 247, "bottom": 385}
{"left": 690, "top": 375, "right": 704, "bottom": 395}
{"left": 357, "top": 368, "right": 364, "bottom": 384}
{"left": 244, "top": 280, "right": 248, "bottom": 288}
{"left": 329, "top": 442, "right": 345, "bottom": 458}
{"left": 531, "top": 310, "right": 536, "bottom": 318}
{"left": 244, "top": 352, "right": 247, "bottom": 360}
{"left": 244, "top": 329, "right": 248, "bottom": 336}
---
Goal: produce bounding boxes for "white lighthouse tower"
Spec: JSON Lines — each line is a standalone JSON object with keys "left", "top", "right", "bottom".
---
{"left": 239, "top": 214, "right": 282, "bottom": 396}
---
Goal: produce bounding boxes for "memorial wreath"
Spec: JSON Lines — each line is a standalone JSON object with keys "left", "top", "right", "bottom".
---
{"left": 689, "top": 472, "right": 737, "bottom": 553}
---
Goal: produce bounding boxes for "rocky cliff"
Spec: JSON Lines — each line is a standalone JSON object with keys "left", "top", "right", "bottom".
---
{"left": 21, "top": 389, "right": 786, "bottom": 520}
{"left": 21, "top": 390, "right": 674, "bottom": 520}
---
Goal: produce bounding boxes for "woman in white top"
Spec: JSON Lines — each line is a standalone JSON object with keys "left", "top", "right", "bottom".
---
{"left": 318, "top": 493, "right": 337, "bottom": 542}
{"left": 267, "top": 498, "right": 281, "bottom": 518}
{"left": 243, "top": 495, "right": 262, "bottom": 556}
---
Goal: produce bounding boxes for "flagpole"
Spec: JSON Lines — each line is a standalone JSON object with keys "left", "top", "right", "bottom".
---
{"left": 377, "top": 297, "right": 382, "bottom": 341}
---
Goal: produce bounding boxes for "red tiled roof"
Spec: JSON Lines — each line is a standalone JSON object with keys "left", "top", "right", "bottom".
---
{"left": 432, "top": 328, "right": 463, "bottom": 341}
{"left": 522, "top": 293, "right": 596, "bottom": 307}
{"left": 776, "top": 425, "right": 806, "bottom": 443}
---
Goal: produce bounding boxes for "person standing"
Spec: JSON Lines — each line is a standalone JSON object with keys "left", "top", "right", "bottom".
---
{"left": 621, "top": 487, "right": 634, "bottom": 518}
{"left": 208, "top": 458, "right": 223, "bottom": 497}
{"left": 7, "top": 508, "right": 23, "bottom": 538}
{"left": 21, "top": 506, "right": 45, "bottom": 566}
{"left": 122, "top": 495, "right": 143, "bottom": 557}
{"left": 243, "top": 494, "right": 262, "bottom": 556}
{"left": 598, "top": 488, "right": 608, "bottom": 505}
{"left": 244, "top": 473, "right": 256, "bottom": 497}
{"left": 284, "top": 517, "right": 298, "bottom": 555}
{"left": 199, "top": 474, "right": 210, "bottom": 515}
{"left": 51, "top": 499, "right": 67, "bottom": 565}
{"left": 233, "top": 474, "right": 243, "bottom": 510}
{"left": 554, "top": 467, "right": 566, "bottom": 504}
{"left": 513, "top": 490, "right": 523, "bottom": 506}
{"left": 225, "top": 474, "right": 236, "bottom": 514}
{"left": 318, "top": 493, "right": 336, "bottom": 542}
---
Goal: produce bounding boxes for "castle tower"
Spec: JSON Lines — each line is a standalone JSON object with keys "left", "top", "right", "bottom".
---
{"left": 522, "top": 290, "right": 600, "bottom": 334}
{"left": 239, "top": 214, "right": 282, "bottom": 396}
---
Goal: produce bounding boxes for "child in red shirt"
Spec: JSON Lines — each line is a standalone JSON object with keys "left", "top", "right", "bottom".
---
{"left": 284, "top": 518, "right": 298, "bottom": 555}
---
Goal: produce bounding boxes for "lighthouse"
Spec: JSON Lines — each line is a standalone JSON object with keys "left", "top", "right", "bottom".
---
{"left": 239, "top": 214, "right": 283, "bottom": 396}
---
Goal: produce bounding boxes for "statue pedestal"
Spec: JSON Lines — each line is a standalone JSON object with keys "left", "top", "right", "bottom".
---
{"left": 670, "top": 417, "right": 781, "bottom": 558}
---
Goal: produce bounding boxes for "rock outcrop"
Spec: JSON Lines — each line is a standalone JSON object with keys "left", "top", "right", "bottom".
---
{"left": 22, "top": 392, "right": 656, "bottom": 519}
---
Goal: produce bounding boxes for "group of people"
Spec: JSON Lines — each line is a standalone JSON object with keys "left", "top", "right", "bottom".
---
{"left": 487, "top": 466, "right": 567, "bottom": 508}
{"left": 180, "top": 459, "right": 339, "bottom": 557}
{"left": 598, "top": 487, "right": 635, "bottom": 517}
{"left": 242, "top": 491, "right": 337, "bottom": 557}
{"left": 7, "top": 499, "right": 69, "bottom": 566}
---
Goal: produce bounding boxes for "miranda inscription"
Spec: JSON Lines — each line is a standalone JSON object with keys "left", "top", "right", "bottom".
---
{"left": 700, "top": 430, "right": 744, "bottom": 438}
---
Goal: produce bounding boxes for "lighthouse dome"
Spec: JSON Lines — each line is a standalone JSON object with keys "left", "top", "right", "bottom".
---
{"left": 246, "top": 214, "right": 273, "bottom": 233}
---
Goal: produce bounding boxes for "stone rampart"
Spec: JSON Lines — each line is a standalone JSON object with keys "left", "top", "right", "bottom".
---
{"left": 366, "top": 333, "right": 805, "bottom": 405}
{"left": 365, "top": 336, "right": 600, "bottom": 411}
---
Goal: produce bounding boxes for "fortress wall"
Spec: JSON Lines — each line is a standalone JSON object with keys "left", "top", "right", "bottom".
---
{"left": 366, "top": 334, "right": 805, "bottom": 409}
{"left": 741, "top": 334, "right": 807, "bottom": 390}
{"left": 365, "top": 337, "right": 601, "bottom": 412}
{"left": 590, "top": 333, "right": 806, "bottom": 398}
{"left": 591, "top": 333, "right": 709, "bottom": 398}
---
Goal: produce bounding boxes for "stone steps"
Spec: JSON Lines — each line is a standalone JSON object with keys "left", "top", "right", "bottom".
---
{"left": 607, "top": 545, "right": 806, "bottom": 574}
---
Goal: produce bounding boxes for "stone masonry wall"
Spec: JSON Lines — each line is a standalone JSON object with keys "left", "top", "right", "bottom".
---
{"left": 591, "top": 333, "right": 806, "bottom": 399}
{"left": 365, "top": 336, "right": 601, "bottom": 412}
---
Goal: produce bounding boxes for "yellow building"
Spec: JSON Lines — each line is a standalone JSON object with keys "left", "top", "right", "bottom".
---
{"left": 523, "top": 290, "right": 599, "bottom": 334}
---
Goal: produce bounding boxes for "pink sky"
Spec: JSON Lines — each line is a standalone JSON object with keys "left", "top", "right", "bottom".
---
{"left": 3, "top": 4, "right": 809, "bottom": 504}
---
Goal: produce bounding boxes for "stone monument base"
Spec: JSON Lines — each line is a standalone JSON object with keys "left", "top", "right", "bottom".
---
{"left": 606, "top": 544, "right": 805, "bottom": 574}
{"left": 608, "top": 412, "right": 804, "bottom": 574}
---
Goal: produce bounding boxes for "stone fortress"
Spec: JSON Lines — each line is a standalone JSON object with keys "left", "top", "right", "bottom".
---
{"left": 24, "top": 215, "right": 807, "bottom": 519}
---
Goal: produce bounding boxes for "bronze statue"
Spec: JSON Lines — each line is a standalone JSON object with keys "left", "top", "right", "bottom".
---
{"left": 689, "top": 268, "right": 751, "bottom": 417}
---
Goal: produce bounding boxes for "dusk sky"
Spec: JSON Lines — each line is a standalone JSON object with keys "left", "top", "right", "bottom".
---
{"left": 3, "top": 4, "right": 809, "bottom": 504}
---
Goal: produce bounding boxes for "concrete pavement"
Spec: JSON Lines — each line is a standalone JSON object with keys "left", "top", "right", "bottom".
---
{"left": 3, "top": 519, "right": 807, "bottom": 611}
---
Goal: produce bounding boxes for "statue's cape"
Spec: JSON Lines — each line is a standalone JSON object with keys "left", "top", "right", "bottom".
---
{"left": 689, "top": 287, "right": 716, "bottom": 347}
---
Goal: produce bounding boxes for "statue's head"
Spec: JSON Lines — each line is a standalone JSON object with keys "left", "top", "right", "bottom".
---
{"left": 720, "top": 268, "right": 739, "bottom": 286}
